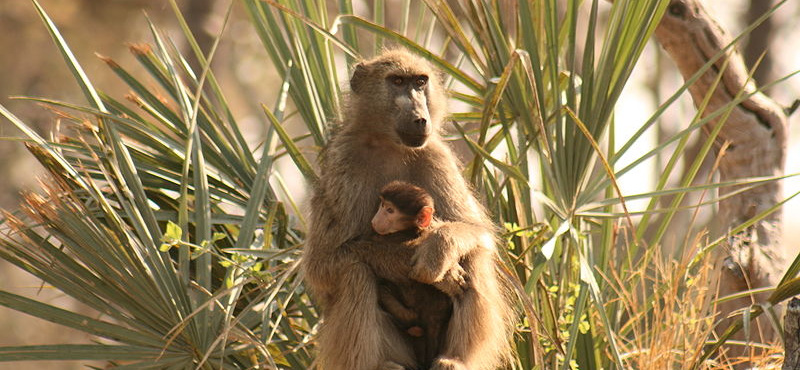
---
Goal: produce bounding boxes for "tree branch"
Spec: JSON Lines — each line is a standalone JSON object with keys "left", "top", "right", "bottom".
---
{"left": 785, "top": 298, "right": 800, "bottom": 370}
{"left": 654, "top": 0, "right": 789, "bottom": 348}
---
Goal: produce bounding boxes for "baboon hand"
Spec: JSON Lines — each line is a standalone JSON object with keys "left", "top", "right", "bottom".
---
{"left": 433, "top": 264, "right": 467, "bottom": 297}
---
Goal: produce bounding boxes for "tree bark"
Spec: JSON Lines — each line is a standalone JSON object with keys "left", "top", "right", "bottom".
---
{"left": 653, "top": 0, "right": 788, "bottom": 354}
{"left": 181, "top": 0, "right": 216, "bottom": 73}
{"left": 785, "top": 298, "right": 800, "bottom": 370}
{"left": 743, "top": 0, "right": 776, "bottom": 90}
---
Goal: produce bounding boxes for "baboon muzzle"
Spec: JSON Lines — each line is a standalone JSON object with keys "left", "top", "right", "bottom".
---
{"left": 398, "top": 131, "right": 429, "bottom": 147}
{"left": 397, "top": 105, "right": 431, "bottom": 147}
{"left": 398, "top": 113, "right": 431, "bottom": 147}
{"left": 393, "top": 78, "right": 432, "bottom": 148}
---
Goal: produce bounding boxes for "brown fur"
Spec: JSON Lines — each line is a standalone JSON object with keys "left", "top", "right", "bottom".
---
{"left": 302, "top": 49, "right": 515, "bottom": 370}
{"left": 372, "top": 181, "right": 433, "bottom": 235}
{"left": 372, "top": 181, "right": 454, "bottom": 369}
{"left": 351, "top": 228, "right": 453, "bottom": 370}
{"left": 379, "top": 279, "right": 452, "bottom": 369}
{"left": 380, "top": 181, "right": 434, "bottom": 217}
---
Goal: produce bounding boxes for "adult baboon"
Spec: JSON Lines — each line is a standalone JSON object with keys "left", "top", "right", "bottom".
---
{"left": 303, "top": 49, "right": 515, "bottom": 370}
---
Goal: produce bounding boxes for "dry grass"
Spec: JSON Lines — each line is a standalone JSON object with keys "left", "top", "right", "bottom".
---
{"left": 606, "top": 232, "right": 784, "bottom": 370}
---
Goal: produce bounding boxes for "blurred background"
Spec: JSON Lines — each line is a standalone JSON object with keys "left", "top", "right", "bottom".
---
{"left": 0, "top": 1, "right": 797, "bottom": 369}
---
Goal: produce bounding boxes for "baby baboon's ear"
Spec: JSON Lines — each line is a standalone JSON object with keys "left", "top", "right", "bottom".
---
{"left": 350, "top": 62, "right": 369, "bottom": 94}
{"left": 416, "top": 206, "right": 434, "bottom": 229}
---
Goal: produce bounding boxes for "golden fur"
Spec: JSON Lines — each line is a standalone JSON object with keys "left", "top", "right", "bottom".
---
{"left": 302, "top": 49, "right": 515, "bottom": 370}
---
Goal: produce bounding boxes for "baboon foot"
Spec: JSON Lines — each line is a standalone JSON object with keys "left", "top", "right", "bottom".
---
{"left": 430, "top": 357, "right": 468, "bottom": 370}
{"left": 380, "top": 361, "right": 407, "bottom": 370}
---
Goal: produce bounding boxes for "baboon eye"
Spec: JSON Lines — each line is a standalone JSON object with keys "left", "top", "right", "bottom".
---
{"left": 387, "top": 207, "right": 395, "bottom": 214}
{"left": 415, "top": 76, "right": 428, "bottom": 88}
{"left": 668, "top": 2, "right": 686, "bottom": 17}
{"left": 392, "top": 77, "right": 404, "bottom": 86}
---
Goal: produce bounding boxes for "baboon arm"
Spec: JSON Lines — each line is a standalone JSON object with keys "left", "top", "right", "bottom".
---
{"left": 410, "top": 221, "right": 492, "bottom": 285}
{"left": 346, "top": 238, "right": 415, "bottom": 283}
{"left": 303, "top": 171, "right": 377, "bottom": 295}
{"left": 302, "top": 246, "right": 361, "bottom": 298}
{"left": 378, "top": 286, "right": 418, "bottom": 323}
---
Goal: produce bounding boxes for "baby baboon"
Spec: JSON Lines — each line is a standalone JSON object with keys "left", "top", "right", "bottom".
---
{"left": 371, "top": 181, "right": 455, "bottom": 369}
{"left": 303, "top": 49, "right": 515, "bottom": 370}
{"left": 371, "top": 180, "right": 466, "bottom": 297}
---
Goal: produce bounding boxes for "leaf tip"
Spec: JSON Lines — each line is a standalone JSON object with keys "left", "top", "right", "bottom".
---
{"left": 127, "top": 43, "right": 152, "bottom": 56}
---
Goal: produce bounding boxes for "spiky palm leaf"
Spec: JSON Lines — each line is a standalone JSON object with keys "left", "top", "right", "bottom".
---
{"left": 0, "top": 1, "right": 310, "bottom": 368}
{"left": 0, "top": 0, "right": 799, "bottom": 369}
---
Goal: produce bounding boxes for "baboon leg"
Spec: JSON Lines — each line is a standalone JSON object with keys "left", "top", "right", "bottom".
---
{"left": 431, "top": 288, "right": 491, "bottom": 370}
{"left": 379, "top": 313, "right": 417, "bottom": 370}
{"left": 434, "top": 252, "right": 509, "bottom": 370}
{"left": 318, "top": 260, "right": 415, "bottom": 370}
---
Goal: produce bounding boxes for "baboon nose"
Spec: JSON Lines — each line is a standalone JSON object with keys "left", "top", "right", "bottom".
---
{"left": 414, "top": 117, "right": 427, "bottom": 129}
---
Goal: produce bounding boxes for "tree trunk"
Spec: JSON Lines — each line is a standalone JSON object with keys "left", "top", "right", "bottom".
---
{"left": 181, "top": 0, "right": 216, "bottom": 73}
{"left": 653, "top": 0, "right": 789, "bottom": 357}
{"left": 743, "top": 0, "right": 776, "bottom": 91}
{"left": 785, "top": 298, "right": 800, "bottom": 370}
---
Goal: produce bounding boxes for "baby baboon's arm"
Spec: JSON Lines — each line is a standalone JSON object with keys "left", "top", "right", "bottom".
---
{"left": 348, "top": 234, "right": 467, "bottom": 297}
{"left": 430, "top": 263, "right": 467, "bottom": 297}
{"left": 346, "top": 237, "right": 414, "bottom": 284}
{"left": 406, "top": 139, "right": 496, "bottom": 290}
{"left": 409, "top": 221, "right": 492, "bottom": 286}
{"left": 378, "top": 285, "right": 417, "bottom": 323}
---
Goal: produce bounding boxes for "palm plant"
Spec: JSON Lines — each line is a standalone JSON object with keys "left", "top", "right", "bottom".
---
{"left": 0, "top": 0, "right": 798, "bottom": 369}
{"left": 0, "top": 1, "right": 310, "bottom": 368}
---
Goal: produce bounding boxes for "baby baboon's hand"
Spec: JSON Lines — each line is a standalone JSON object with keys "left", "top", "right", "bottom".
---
{"left": 433, "top": 264, "right": 467, "bottom": 297}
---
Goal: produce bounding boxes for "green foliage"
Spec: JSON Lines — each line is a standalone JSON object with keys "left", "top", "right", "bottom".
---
{"left": 0, "top": 0, "right": 310, "bottom": 368}
{"left": 0, "top": 0, "right": 798, "bottom": 369}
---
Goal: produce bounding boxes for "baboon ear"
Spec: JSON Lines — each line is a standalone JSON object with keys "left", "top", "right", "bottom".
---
{"left": 350, "top": 62, "right": 369, "bottom": 93}
{"left": 436, "top": 70, "right": 447, "bottom": 85}
{"left": 416, "top": 206, "right": 434, "bottom": 229}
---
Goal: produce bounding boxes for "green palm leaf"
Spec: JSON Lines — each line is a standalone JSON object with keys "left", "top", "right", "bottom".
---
{"left": 0, "top": 0, "right": 796, "bottom": 369}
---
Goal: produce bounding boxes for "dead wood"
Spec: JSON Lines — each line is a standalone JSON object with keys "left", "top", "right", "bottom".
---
{"left": 653, "top": 0, "right": 789, "bottom": 352}
{"left": 785, "top": 298, "right": 800, "bottom": 370}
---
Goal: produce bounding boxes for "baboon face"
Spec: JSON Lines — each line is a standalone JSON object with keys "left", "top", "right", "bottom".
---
{"left": 371, "top": 199, "right": 414, "bottom": 235}
{"left": 385, "top": 73, "right": 432, "bottom": 147}
{"left": 350, "top": 51, "right": 444, "bottom": 148}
